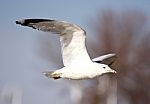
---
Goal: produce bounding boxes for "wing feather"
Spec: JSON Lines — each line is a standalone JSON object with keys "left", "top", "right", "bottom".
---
{"left": 92, "top": 53, "right": 117, "bottom": 66}
{"left": 16, "top": 19, "right": 90, "bottom": 66}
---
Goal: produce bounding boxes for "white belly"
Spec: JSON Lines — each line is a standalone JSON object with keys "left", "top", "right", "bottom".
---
{"left": 61, "top": 62, "right": 99, "bottom": 79}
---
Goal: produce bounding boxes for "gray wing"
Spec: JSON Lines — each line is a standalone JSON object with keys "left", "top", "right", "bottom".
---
{"left": 92, "top": 53, "right": 117, "bottom": 66}
{"left": 16, "top": 19, "right": 90, "bottom": 66}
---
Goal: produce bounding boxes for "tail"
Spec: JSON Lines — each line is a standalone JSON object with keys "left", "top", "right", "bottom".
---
{"left": 42, "top": 71, "right": 61, "bottom": 79}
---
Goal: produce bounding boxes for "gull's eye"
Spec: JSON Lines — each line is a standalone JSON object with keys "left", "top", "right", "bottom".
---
{"left": 103, "top": 67, "right": 106, "bottom": 69}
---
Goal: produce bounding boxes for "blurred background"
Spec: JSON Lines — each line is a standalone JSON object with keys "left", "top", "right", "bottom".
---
{"left": 0, "top": 0, "right": 150, "bottom": 104}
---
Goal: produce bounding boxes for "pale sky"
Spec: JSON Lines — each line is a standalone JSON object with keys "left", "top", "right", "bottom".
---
{"left": 0, "top": 0, "right": 150, "bottom": 104}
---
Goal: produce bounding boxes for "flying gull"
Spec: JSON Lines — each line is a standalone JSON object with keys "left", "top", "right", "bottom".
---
{"left": 16, "top": 19, "right": 117, "bottom": 80}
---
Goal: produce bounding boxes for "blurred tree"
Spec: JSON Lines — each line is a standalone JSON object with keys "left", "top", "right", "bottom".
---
{"left": 37, "top": 10, "right": 150, "bottom": 104}
{"left": 83, "top": 10, "right": 150, "bottom": 104}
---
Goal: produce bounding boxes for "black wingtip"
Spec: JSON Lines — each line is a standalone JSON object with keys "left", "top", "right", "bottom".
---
{"left": 16, "top": 19, "right": 55, "bottom": 26}
{"left": 15, "top": 20, "right": 20, "bottom": 24}
{"left": 15, "top": 19, "right": 27, "bottom": 26}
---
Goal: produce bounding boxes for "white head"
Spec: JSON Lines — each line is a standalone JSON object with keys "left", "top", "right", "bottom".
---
{"left": 94, "top": 63, "right": 116, "bottom": 76}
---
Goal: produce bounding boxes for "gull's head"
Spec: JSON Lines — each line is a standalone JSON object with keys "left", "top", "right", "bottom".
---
{"left": 94, "top": 63, "right": 116, "bottom": 75}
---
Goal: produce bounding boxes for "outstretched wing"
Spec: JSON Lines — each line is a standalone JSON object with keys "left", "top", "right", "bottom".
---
{"left": 16, "top": 19, "right": 90, "bottom": 66}
{"left": 92, "top": 53, "right": 117, "bottom": 66}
